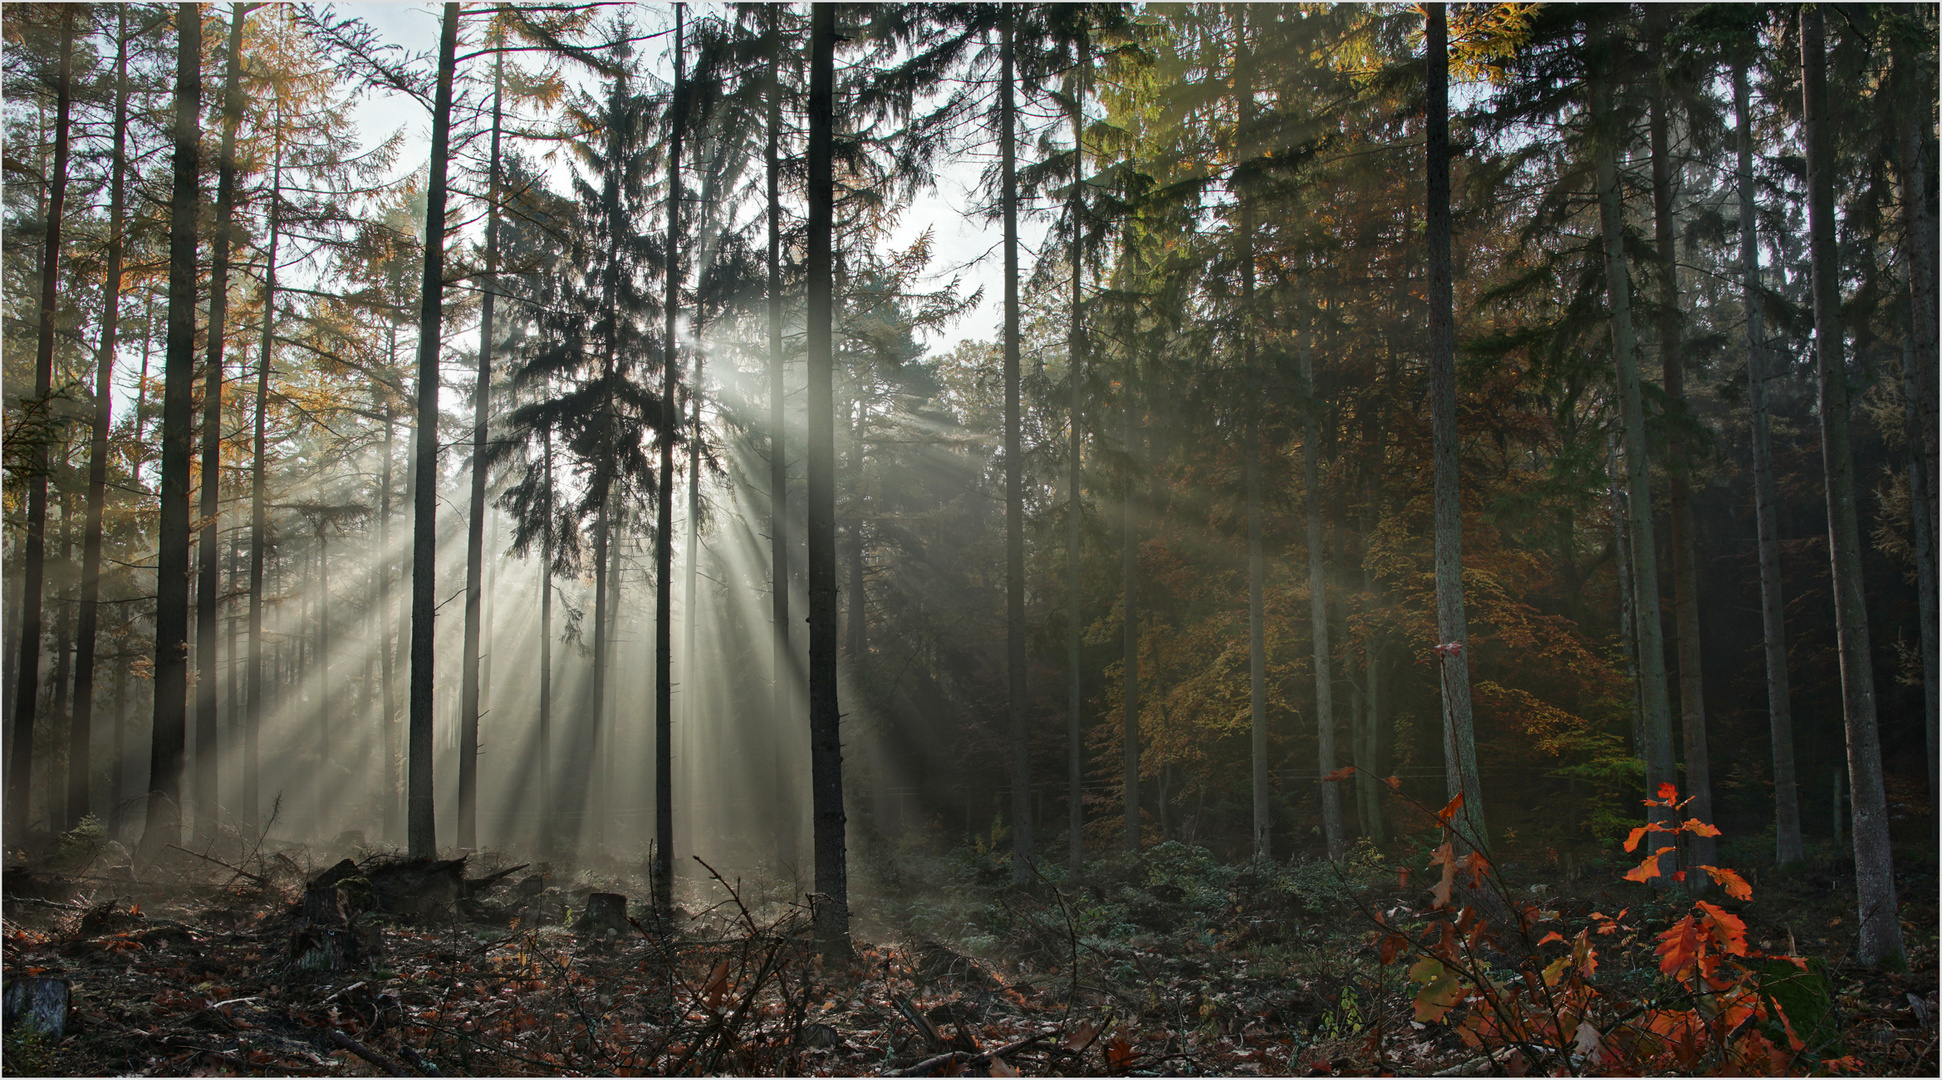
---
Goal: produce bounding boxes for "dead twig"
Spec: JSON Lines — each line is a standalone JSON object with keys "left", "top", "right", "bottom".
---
{"left": 397, "top": 1041, "right": 443, "bottom": 1077}
{"left": 327, "top": 1028, "right": 413, "bottom": 1076}
{"left": 885, "top": 1032, "right": 1053, "bottom": 1077}
{"left": 167, "top": 844, "right": 270, "bottom": 887}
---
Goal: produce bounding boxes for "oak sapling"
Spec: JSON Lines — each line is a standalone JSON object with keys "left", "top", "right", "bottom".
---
{"left": 1333, "top": 769, "right": 1865, "bottom": 1076}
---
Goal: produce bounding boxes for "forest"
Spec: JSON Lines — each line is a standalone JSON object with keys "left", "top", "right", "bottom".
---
{"left": 1, "top": 2, "right": 1937, "bottom": 1076}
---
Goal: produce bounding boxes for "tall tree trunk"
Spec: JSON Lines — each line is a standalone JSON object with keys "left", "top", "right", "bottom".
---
{"left": 1236, "top": 8, "right": 1273, "bottom": 862}
{"left": 378, "top": 398, "right": 396, "bottom": 843}
{"left": 653, "top": 3, "right": 685, "bottom": 918}
{"left": 1734, "top": 60, "right": 1804, "bottom": 867}
{"left": 407, "top": 2, "right": 460, "bottom": 859}
{"left": 458, "top": 47, "right": 505, "bottom": 853}
{"left": 684, "top": 327, "right": 706, "bottom": 826}
{"left": 805, "top": 3, "right": 851, "bottom": 950}
{"left": 194, "top": 2, "right": 246, "bottom": 845}
{"left": 602, "top": 522, "right": 620, "bottom": 843}
{"left": 1646, "top": 11, "right": 1715, "bottom": 876}
{"left": 315, "top": 528, "right": 331, "bottom": 834}
{"left": 142, "top": 3, "right": 201, "bottom": 854}
{"left": 1300, "top": 314, "right": 1343, "bottom": 859}
{"left": 1425, "top": 4, "right": 1486, "bottom": 851}
{"left": 244, "top": 137, "right": 281, "bottom": 841}
{"left": 6, "top": 4, "right": 75, "bottom": 839}
{"left": 1121, "top": 331, "right": 1139, "bottom": 853}
{"left": 1891, "top": 21, "right": 1939, "bottom": 817}
{"left": 70, "top": 10, "right": 133, "bottom": 831}
{"left": 1801, "top": 6, "right": 1905, "bottom": 971}
{"left": 1591, "top": 41, "right": 1676, "bottom": 851}
{"left": 844, "top": 397, "right": 865, "bottom": 658}
{"left": 767, "top": 7, "right": 797, "bottom": 868}
{"left": 1000, "top": 8, "right": 1033, "bottom": 885}
{"left": 588, "top": 502, "right": 609, "bottom": 846}
{"left": 48, "top": 497, "right": 75, "bottom": 827}
{"left": 1066, "top": 29, "right": 1089, "bottom": 876}
{"left": 539, "top": 426, "right": 554, "bottom": 847}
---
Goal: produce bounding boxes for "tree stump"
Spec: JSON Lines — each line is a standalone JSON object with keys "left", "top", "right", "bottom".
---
{"left": 572, "top": 892, "right": 630, "bottom": 938}
{"left": 3, "top": 977, "right": 70, "bottom": 1038}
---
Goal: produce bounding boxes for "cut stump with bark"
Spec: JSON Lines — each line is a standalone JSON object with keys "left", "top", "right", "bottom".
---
{"left": 3, "top": 977, "right": 70, "bottom": 1038}
{"left": 573, "top": 892, "right": 629, "bottom": 938}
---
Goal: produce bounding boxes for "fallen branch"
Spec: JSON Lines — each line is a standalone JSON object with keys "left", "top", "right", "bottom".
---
{"left": 94, "top": 1018, "right": 319, "bottom": 1075}
{"left": 885, "top": 1032, "right": 1052, "bottom": 1077}
{"left": 167, "top": 844, "right": 270, "bottom": 886}
{"left": 327, "top": 1028, "right": 412, "bottom": 1076}
{"left": 398, "top": 1042, "right": 443, "bottom": 1077}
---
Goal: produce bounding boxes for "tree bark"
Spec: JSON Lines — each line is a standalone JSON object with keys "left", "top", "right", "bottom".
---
{"left": 47, "top": 498, "right": 75, "bottom": 828}
{"left": 539, "top": 426, "right": 554, "bottom": 847}
{"left": 193, "top": 1, "right": 246, "bottom": 846}
{"left": 1801, "top": 6, "right": 1905, "bottom": 971}
{"left": 1425, "top": 4, "right": 1486, "bottom": 851}
{"left": 654, "top": 3, "right": 684, "bottom": 918}
{"left": 379, "top": 399, "right": 395, "bottom": 843}
{"left": 1891, "top": 17, "right": 1939, "bottom": 818}
{"left": 70, "top": 10, "right": 133, "bottom": 831}
{"left": 805, "top": 3, "right": 851, "bottom": 950}
{"left": 142, "top": 2, "right": 201, "bottom": 854}
{"left": 1121, "top": 318, "right": 1139, "bottom": 854}
{"left": 6, "top": 4, "right": 75, "bottom": 839}
{"left": 407, "top": 3, "right": 461, "bottom": 859}
{"left": 1235, "top": 8, "right": 1274, "bottom": 862}
{"left": 1300, "top": 312, "right": 1342, "bottom": 859}
{"left": 1646, "top": 11, "right": 1715, "bottom": 877}
{"left": 844, "top": 397, "right": 866, "bottom": 659}
{"left": 1733, "top": 60, "right": 1803, "bottom": 867}
{"left": 244, "top": 140, "right": 280, "bottom": 841}
{"left": 767, "top": 6, "right": 798, "bottom": 868}
{"left": 999, "top": 10, "right": 1034, "bottom": 885}
{"left": 1591, "top": 42, "right": 1676, "bottom": 852}
{"left": 1067, "top": 29, "right": 1089, "bottom": 876}
{"left": 458, "top": 46, "right": 505, "bottom": 853}
{"left": 314, "top": 527, "right": 331, "bottom": 833}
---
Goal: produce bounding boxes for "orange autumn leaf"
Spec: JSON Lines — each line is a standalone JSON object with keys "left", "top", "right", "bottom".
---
{"left": 1383, "top": 775, "right": 1402, "bottom": 790}
{"left": 1696, "top": 901, "right": 1748, "bottom": 956}
{"left": 1437, "top": 792, "right": 1465, "bottom": 824}
{"left": 1655, "top": 915, "right": 1706, "bottom": 980}
{"left": 1680, "top": 818, "right": 1722, "bottom": 838}
{"left": 1623, "top": 846, "right": 1674, "bottom": 883}
{"left": 1693, "top": 864, "right": 1753, "bottom": 901}
{"left": 1427, "top": 841, "right": 1457, "bottom": 908}
{"left": 1536, "top": 931, "right": 1564, "bottom": 946}
{"left": 1321, "top": 765, "right": 1356, "bottom": 783}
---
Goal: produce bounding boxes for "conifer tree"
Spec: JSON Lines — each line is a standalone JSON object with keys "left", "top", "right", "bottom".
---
{"left": 144, "top": 1, "right": 202, "bottom": 855}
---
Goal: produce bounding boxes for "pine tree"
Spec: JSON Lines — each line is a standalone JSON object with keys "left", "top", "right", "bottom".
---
{"left": 194, "top": 1, "right": 247, "bottom": 845}
{"left": 142, "top": 2, "right": 204, "bottom": 855}
{"left": 1801, "top": 4, "right": 1905, "bottom": 972}
{"left": 407, "top": 2, "right": 461, "bottom": 859}
{"left": 4, "top": 2, "right": 75, "bottom": 840}
{"left": 1425, "top": 2, "right": 1485, "bottom": 851}
{"left": 805, "top": 1, "right": 850, "bottom": 952}
{"left": 69, "top": 7, "right": 133, "bottom": 831}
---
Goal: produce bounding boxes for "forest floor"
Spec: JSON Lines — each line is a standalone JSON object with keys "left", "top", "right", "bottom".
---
{"left": 1, "top": 821, "right": 1935, "bottom": 1077}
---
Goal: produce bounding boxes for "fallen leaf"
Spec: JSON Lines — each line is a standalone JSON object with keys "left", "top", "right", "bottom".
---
{"left": 702, "top": 958, "right": 730, "bottom": 1010}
